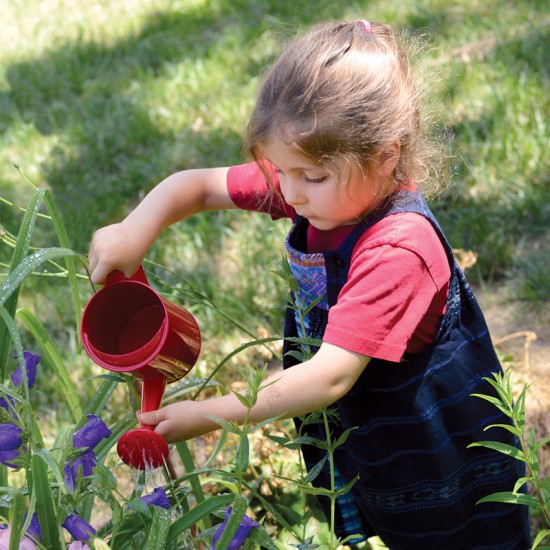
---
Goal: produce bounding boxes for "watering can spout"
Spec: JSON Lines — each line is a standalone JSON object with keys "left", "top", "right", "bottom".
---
{"left": 139, "top": 375, "right": 166, "bottom": 430}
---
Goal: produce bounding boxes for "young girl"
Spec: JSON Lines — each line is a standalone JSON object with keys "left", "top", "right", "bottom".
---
{"left": 88, "top": 20, "right": 531, "bottom": 549}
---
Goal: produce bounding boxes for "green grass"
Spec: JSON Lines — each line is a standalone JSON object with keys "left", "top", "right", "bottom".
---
{"left": 1, "top": 0, "right": 549, "bottom": 380}
{"left": 1, "top": 2, "right": 548, "bottom": 546}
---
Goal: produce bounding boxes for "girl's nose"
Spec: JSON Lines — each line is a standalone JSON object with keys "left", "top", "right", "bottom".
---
{"left": 282, "top": 180, "right": 306, "bottom": 206}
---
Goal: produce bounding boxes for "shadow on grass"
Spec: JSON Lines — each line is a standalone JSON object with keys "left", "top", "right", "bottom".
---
{"left": 1, "top": 0, "right": 548, "bottom": 288}
{"left": 1, "top": 1, "right": 356, "bottom": 251}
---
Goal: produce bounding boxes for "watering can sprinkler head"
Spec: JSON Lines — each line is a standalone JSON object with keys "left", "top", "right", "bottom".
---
{"left": 117, "top": 374, "right": 169, "bottom": 470}
{"left": 81, "top": 265, "right": 201, "bottom": 470}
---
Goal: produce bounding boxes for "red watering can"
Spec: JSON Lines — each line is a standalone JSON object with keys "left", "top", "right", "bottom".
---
{"left": 80, "top": 266, "right": 201, "bottom": 470}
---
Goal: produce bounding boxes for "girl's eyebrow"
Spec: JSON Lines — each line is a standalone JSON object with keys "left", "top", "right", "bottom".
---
{"left": 269, "top": 160, "right": 326, "bottom": 172}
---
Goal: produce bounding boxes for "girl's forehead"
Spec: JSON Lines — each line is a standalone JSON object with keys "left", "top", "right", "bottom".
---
{"left": 261, "top": 139, "right": 321, "bottom": 167}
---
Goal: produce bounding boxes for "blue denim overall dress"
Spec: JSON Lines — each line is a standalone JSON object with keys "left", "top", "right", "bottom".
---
{"left": 283, "top": 191, "right": 531, "bottom": 549}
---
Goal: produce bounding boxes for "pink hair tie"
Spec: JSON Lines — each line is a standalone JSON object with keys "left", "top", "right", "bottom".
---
{"left": 356, "top": 19, "right": 371, "bottom": 33}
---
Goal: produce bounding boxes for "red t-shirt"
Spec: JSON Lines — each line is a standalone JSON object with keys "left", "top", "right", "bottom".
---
{"left": 227, "top": 162, "right": 451, "bottom": 362}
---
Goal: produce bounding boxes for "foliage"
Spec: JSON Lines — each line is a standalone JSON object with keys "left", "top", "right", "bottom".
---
{"left": 1, "top": 1, "right": 548, "bottom": 548}
{"left": 469, "top": 369, "right": 550, "bottom": 549}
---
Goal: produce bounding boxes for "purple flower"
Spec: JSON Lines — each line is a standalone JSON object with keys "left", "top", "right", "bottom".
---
{"left": 0, "top": 393, "right": 16, "bottom": 419}
{"left": 73, "top": 415, "right": 110, "bottom": 451}
{"left": 62, "top": 514, "right": 96, "bottom": 542}
{"left": 0, "top": 447, "right": 20, "bottom": 468}
{"left": 0, "top": 525, "right": 37, "bottom": 549}
{"left": 0, "top": 424, "right": 24, "bottom": 469}
{"left": 211, "top": 507, "right": 259, "bottom": 550}
{"left": 64, "top": 450, "right": 97, "bottom": 492}
{"left": 11, "top": 352, "right": 40, "bottom": 388}
{"left": 0, "top": 513, "right": 41, "bottom": 548}
{"left": 0, "top": 423, "right": 22, "bottom": 451}
{"left": 141, "top": 487, "right": 170, "bottom": 509}
{"left": 24, "top": 512, "right": 41, "bottom": 543}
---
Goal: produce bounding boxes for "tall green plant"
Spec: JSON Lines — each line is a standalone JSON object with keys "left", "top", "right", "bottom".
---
{"left": 469, "top": 369, "right": 550, "bottom": 549}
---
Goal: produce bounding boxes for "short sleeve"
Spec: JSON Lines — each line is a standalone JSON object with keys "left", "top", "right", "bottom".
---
{"left": 227, "top": 162, "right": 293, "bottom": 219}
{"left": 323, "top": 214, "right": 451, "bottom": 362}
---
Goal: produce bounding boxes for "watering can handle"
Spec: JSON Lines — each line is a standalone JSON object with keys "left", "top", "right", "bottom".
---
{"left": 105, "top": 265, "right": 149, "bottom": 285}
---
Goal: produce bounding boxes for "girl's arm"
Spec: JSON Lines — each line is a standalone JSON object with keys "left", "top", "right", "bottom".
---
{"left": 136, "top": 342, "right": 371, "bottom": 442}
{"left": 88, "top": 167, "right": 234, "bottom": 284}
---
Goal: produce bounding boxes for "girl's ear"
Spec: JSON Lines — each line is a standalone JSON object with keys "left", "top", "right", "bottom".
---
{"left": 376, "top": 141, "right": 400, "bottom": 177}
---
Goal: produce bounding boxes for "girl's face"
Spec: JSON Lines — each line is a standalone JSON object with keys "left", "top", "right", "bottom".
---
{"left": 262, "top": 139, "right": 382, "bottom": 230}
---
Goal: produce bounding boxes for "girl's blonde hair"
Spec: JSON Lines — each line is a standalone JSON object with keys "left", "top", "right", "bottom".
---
{"left": 245, "top": 20, "right": 444, "bottom": 196}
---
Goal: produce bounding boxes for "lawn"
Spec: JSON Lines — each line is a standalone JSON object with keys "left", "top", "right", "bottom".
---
{"left": 1, "top": 0, "right": 549, "bottom": 548}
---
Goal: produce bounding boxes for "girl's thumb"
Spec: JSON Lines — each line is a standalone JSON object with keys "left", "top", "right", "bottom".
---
{"left": 136, "top": 410, "right": 162, "bottom": 426}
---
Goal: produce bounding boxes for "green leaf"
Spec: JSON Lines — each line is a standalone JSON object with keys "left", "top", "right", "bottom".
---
{"left": 42, "top": 190, "right": 83, "bottom": 339}
{"left": 483, "top": 423, "right": 522, "bottom": 438}
{"left": 470, "top": 393, "right": 513, "bottom": 418}
{"left": 31, "top": 452, "right": 63, "bottom": 549}
{"left": 295, "top": 483, "right": 335, "bottom": 498}
{"left": 33, "top": 448, "right": 65, "bottom": 487}
{"left": 481, "top": 374, "right": 513, "bottom": 409}
{"left": 333, "top": 427, "right": 355, "bottom": 450}
{"left": 305, "top": 456, "right": 327, "bottom": 484}
{"left": 232, "top": 389, "right": 253, "bottom": 409}
{"left": 175, "top": 441, "right": 206, "bottom": 505}
{"left": 8, "top": 491, "right": 25, "bottom": 550}
{"left": 534, "top": 435, "right": 550, "bottom": 453}
{"left": 335, "top": 474, "right": 360, "bottom": 497}
{"left": 0, "top": 188, "right": 44, "bottom": 379}
{"left": 166, "top": 493, "right": 234, "bottom": 543}
{"left": 467, "top": 441, "right": 525, "bottom": 461}
{"left": 476, "top": 491, "right": 540, "bottom": 507}
{"left": 513, "top": 476, "right": 533, "bottom": 494}
{"left": 527, "top": 427, "right": 540, "bottom": 478}
{"left": 532, "top": 529, "right": 550, "bottom": 549}
{"left": 78, "top": 377, "right": 119, "bottom": 427}
{"left": 201, "top": 414, "right": 241, "bottom": 435}
{"left": 242, "top": 481, "right": 300, "bottom": 541}
{"left": 0, "top": 247, "right": 80, "bottom": 307}
{"left": 0, "top": 305, "right": 25, "bottom": 381}
{"left": 512, "top": 383, "right": 530, "bottom": 431}
{"left": 18, "top": 308, "right": 83, "bottom": 421}
{"left": 236, "top": 432, "right": 250, "bottom": 473}
{"left": 146, "top": 506, "right": 171, "bottom": 550}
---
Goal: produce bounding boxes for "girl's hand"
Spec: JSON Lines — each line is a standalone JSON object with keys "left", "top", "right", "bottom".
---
{"left": 88, "top": 221, "right": 150, "bottom": 284}
{"left": 136, "top": 400, "right": 221, "bottom": 443}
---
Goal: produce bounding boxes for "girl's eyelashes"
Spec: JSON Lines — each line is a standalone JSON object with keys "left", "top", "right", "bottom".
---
{"left": 274, "top": 168, "right": 327, "bottom": 184}
{"left": 304, "top": 175, "right": 328, "bottom": 184}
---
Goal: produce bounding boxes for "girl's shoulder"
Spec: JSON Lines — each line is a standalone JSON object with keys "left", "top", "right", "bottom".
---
{"left": 227, "top": 162, "right": 292, "bottom": 219}
{"left": 351, "top": 211, "right": 450, "bottom": 279}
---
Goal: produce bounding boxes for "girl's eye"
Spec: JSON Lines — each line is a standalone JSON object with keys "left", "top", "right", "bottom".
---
{"left": 304, "top": 175, "right": 328, "bottom": 184}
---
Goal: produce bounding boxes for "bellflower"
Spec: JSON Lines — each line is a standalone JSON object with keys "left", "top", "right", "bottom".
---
{"left": 0, "top": 447, "right": 20, "bottom": 468}
{"left": 64, "top": 416, "right": 110, "bottom": 492}
{"left": 211, "top": 507, "right": 259, "bottom": 550}
{"left": 0, "top": 423, "right": 24, "bottom": 469}
{"left": 0, "top": 393, "right": 16, "bottom": 419}
{"left": 64, "top": 450, "right": 97, "bottom": 492}
{"left": 62, "top": 514, "right": 96, "bottom": 543}
{"left": 141, "top": 487, "right": 170, "bottom": 509}
{"left": 24, "top": 513, "right": 41, "bottom": 544}
{"left": 73, "top": 415, "right": 111, "bottom": 451}
{"left": 0, "top": 424, "right": 22, "bottom": 451}
{"left": 0, "top": 513, "right": 40, "bottom": 549}
{"left": 11, "top": 352, "right": 40, "bottom": 388}
{"left": 0, "top": 525, "right": 37, "bottom": 549}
